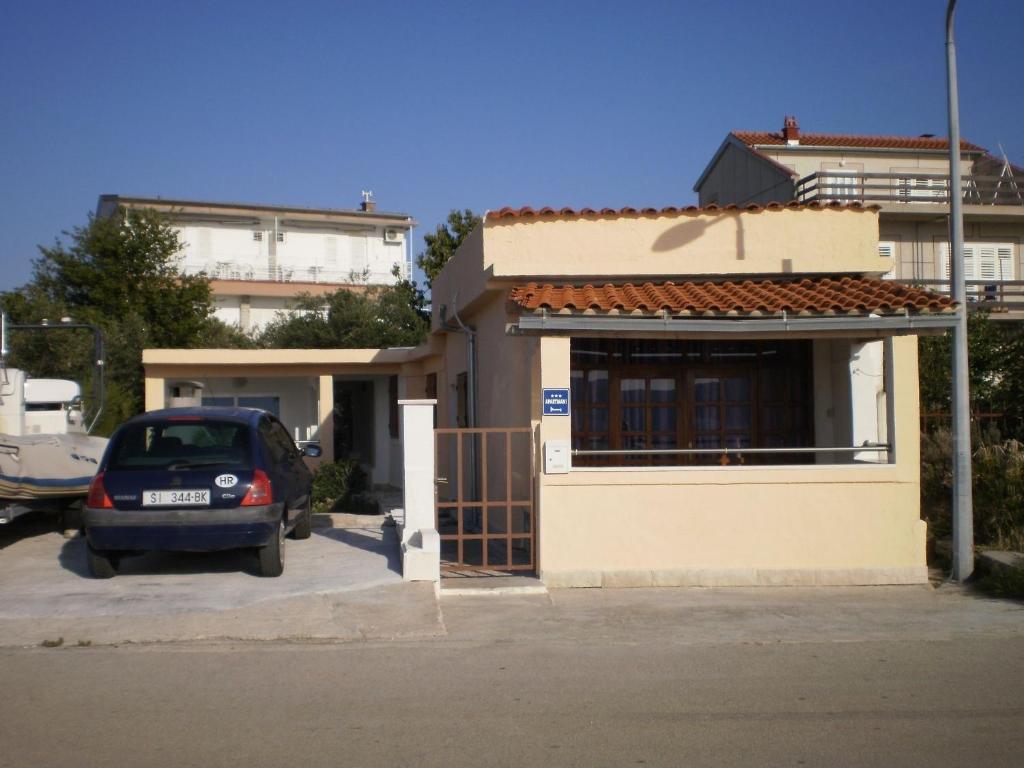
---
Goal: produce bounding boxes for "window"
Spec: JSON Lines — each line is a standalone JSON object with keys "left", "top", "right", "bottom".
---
{"left": 823, "top": 170, "right": 860, "bottom": 203}
{"left": 895, "top": 176, "right": 947, "bottom": 203}
{"left": 570, "top": 339, "right": 813, "bottom": 467}
{"left": 939, "top": 242, "right": 1015, "bottom": 281}
{"left": 276, "top": 231, "right": 285, "bottom": 243}
{"left": 878, "top": 241, "right": 897, "bottom": 279}
{"left": 252, "top": 231, "right": 264, "bottom": 242}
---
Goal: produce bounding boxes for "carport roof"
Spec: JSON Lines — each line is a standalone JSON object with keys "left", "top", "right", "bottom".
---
{"left": 508, "top": 276, "right": 958, "bottom": 334}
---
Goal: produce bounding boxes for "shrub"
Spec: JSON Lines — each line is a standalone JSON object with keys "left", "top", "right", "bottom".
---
{"left": 311, "top": 459, "right": 368, "bottom": 514}
{"left": 921, "top": 429, "right": 1024, "bottom": 550}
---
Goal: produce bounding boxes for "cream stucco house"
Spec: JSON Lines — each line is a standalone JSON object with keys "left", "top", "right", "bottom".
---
{"left": 144, "top": 201, "right": 957, "bottom": 587}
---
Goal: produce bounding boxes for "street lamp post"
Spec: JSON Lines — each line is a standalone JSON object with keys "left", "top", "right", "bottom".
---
{"left": 946, "top": 0, "right": 974, "bottom": 581}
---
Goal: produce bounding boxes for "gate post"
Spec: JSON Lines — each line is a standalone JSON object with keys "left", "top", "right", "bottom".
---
{"left": 396, "top": 399, "right": 439, "bottom": 582}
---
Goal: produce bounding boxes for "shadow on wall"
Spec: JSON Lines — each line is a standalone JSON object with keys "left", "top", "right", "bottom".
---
{"left": 651, "top": 212, "right": 749, "bottom": 265}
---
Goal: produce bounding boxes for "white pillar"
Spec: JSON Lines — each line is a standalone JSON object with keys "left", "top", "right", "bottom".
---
{"left": 397, "top": 399, "right": 439, "bottom": 582}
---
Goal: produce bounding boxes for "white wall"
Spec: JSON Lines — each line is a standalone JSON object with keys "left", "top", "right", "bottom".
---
{"left": 174, "top": 223, "right": 408, "bottom": 285}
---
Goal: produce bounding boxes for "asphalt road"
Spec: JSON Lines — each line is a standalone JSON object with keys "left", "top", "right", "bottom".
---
{"left": 3, "top": 620, "right": 1023, "bottom": 767}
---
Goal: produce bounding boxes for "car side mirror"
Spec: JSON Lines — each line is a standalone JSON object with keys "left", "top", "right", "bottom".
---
{"left": 301, "top": 444, "right": 323, "bottom": 458}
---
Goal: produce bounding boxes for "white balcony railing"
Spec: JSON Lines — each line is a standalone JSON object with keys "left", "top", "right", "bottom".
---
{"left": 180, "top": 261, "right": 411, "bottom": 285}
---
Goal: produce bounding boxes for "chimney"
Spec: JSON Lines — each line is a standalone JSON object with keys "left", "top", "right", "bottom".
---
{"left": 782, "top": 115, "right": 800, "bottom": 144}
{"left": 360, "top": 189, "right": 376, "bottom": 212}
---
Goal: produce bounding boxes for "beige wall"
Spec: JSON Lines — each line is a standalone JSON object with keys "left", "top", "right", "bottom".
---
{"left": 432, "top": 207, "right": 890, "bottom": 328}
{"left": 533, "top": 334, "right": 925, "bottom": 587}
{"left": 880, "top": 219, "right": 1022, "bottom": 281}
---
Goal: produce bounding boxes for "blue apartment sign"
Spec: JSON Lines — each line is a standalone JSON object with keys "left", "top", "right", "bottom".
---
{"left": 542, "top": 388, "right": 570, "bottom": 416}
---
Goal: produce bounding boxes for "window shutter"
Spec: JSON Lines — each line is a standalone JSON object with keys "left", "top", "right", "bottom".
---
{"left": 878, "top": 241, "right": 896, "bottom": 279}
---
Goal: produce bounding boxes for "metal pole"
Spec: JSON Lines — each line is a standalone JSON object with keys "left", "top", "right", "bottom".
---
{"left": 946, "top": 0, "right": 974, "bottom": 581}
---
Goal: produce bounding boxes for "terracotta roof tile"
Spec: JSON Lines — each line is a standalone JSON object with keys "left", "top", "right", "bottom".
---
{"left": 509, "top": 277, "right": 955, "bottom": 317}
{"left": 486, "top": 201, "right": 878, "bottom": 221}
{"left": 733, "top": 130, "right": 986, "bottom": 153}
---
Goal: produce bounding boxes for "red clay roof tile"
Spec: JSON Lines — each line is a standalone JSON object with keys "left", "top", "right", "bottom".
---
{"left": 733, "top": 130, "right": 986, "bottom": 153}
{"left": 486, "top": 201, "right": 877, "bottom": 221}
{"left": 509, "top": 277, "right": 955, "bottom": 317}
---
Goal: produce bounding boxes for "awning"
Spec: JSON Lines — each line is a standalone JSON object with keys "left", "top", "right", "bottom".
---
{"left": 508, "top": 276, "right": 959, "bottom": 335}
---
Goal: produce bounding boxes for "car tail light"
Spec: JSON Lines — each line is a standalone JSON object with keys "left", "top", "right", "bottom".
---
{"left": 86, "top": 472, "right": 113, "bottom": 509}
{"left": 241, "top": 469, "right": 272, "bottom": 506}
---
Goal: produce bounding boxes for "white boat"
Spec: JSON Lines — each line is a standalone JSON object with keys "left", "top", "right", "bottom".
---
{"left": 0, "top": 368, "right": 108, "bottom": 524}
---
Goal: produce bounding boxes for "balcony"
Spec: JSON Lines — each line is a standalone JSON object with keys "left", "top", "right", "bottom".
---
{"left": 795, "top": 172, "right": 1023, "bottom": 206}
{"left": 180, "top": 261, "right": 411, "bottom": 285}
{"left": 892, "top": 279, "right": 1024, "bottom": 314}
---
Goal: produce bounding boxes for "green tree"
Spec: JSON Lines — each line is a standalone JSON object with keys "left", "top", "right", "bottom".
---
{"left": 1, "top": 207, "right": 249, "bottom": 432}
{"left": 416, "top": 209, "right": 481, "bottom": 288}
{"left": 258, "top": 281, "right": 429, "bottom": 350}
{"left": 918, "top": 312, "right": 1024, "bottom": 435}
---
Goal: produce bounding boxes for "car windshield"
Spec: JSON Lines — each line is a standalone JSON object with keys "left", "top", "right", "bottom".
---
{"left": 108, "top": 419, "right": 252, "bottom": 471}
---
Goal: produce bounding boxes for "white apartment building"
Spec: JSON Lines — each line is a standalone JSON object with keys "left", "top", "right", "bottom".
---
{"left": 97, "top": 195, "right": 416, "bottom": 332}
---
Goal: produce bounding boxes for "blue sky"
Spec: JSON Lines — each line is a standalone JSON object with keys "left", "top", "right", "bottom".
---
{"left": 1, "top": 0, "right": 1021, "bottom": 293}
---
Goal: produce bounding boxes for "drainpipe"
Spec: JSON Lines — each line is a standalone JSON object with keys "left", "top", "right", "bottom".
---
{"left": 450, "top": 303, "right": 477, "bottom": 428}
{"left": 946, "top": 0, "right": 974, "bottom": 581}
{"left": 449, "top": 299, "right": 479, "bottom": 500}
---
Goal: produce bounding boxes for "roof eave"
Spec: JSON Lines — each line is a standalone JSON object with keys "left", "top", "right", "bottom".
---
{"left": 512, "top": 311, "right": 958, "bottom": 335}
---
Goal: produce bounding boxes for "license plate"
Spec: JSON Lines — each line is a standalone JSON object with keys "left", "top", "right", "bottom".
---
{"left": 142, "top": 489, "right": 210, "bottom": 506}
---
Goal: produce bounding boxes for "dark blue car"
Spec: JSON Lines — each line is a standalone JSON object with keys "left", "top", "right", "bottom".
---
{"left": 83, "top": 407, "right": 321, "bottom": 578}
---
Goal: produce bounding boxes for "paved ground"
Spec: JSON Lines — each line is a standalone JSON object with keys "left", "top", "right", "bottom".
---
{"left": 0, "top": 513, "right": 443, "bottom": 646}
{"left": 3, "top": 512, "right": 1024, "bottom": 766}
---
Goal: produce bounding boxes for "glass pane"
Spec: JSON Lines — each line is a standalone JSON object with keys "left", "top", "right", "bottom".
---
{"left": 763, "top": 406, "right": 784, "bottom": 430}
{"left": 760, "top": 372, "right": 784, "bottom": 401}
{"left": 694, "top": 378, "right": 719, "bottom": 402}
{"left": 726, "top": 434, "right": 751, "bottom": 449}
{"left": 587, "top": 370, "right": 608, "bottom": 403}
{"left": 623, "top": 435, "right": 647, "bottom": 450}
{"left": 695, "top": 405, "right": 719, "bottom": 430}
{"left": 651, "top": 406, "right": 676, "bottom": 431}
{"left": 723, "top": 378, "right": 750, "bottom": 402}
{"left": 651, "top": 434, "right": 677, "bottom": 449}
{"left": 650, "top": 378, "right": 676, "bottom": 402}
{"left": 590, "top": 408, "right": 608, "bottom": 432}
{"left": 572, "top": 408, "right": 584, "bottom": 431}
{"left": 622, "top": 407, "right": 645, "bottom": 431}
{"left": 621, "top": 378, "right": 645, "bottom": 403}
{"left": 696, "top": 435, "right": 721, "bottom": 449}
{"left": 725, "top": 405, "right": 751, "bottom": 430}
{"left": 570, "top": 370, "right": 584, "bottom": 402}
{"left": 586, "top": 434, "right": 609, "bottom": 450}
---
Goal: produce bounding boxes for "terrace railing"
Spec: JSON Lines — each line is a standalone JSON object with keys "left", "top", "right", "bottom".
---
{"left": 795, "top": 172, "right": 1023, "bottom": 206}
{"left": 179, "top": 261, "right": 410, "bottom": 285}
{"left": 896, "top": 279, "right": 1024, "bottom": 313}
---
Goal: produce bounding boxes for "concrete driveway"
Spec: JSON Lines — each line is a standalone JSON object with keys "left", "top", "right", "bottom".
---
{"left": 0, "top": 513, "right": 443, "bottom": 647}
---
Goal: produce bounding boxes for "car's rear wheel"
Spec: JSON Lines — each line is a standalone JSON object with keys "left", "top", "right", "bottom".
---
{"left": 291, "top": 502, "right": 312, "bottom": 540}
{"left": 86, "top": 544, "right": 118, "bottom": 579}
{"left": 257, "top": 517, "right": 285, "bottom": 577}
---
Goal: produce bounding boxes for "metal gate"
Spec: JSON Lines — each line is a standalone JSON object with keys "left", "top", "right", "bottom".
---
{"left": 435, "top": 427, "right": 535, "bottom": 573}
